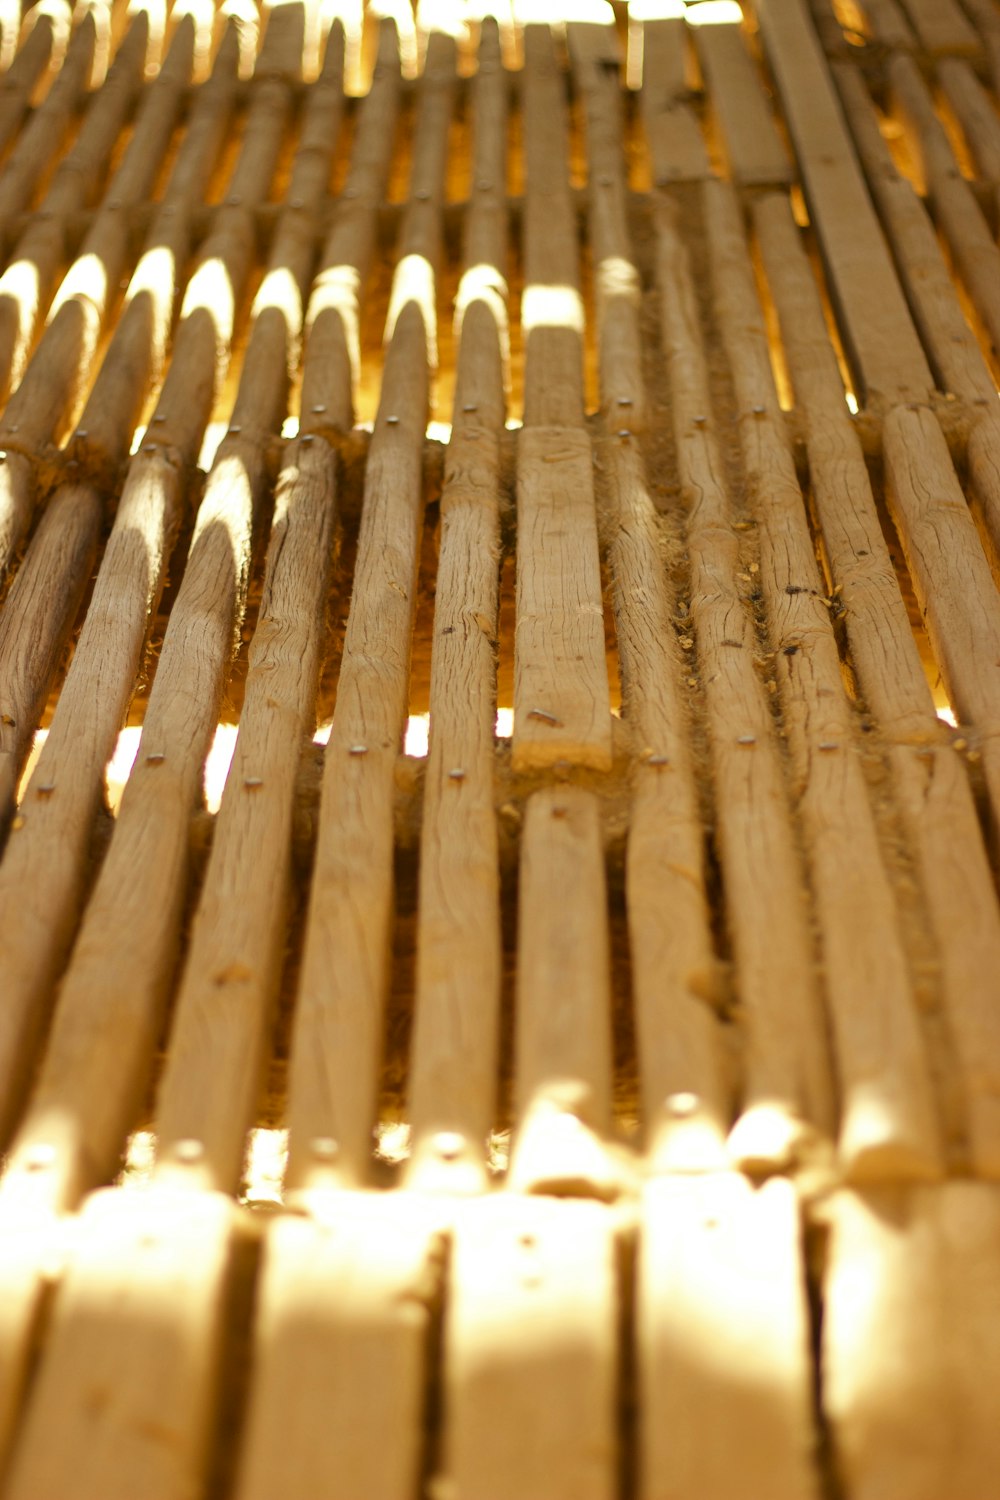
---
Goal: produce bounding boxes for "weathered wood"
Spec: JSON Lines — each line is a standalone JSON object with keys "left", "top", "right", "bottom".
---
{"left": 236, "top": 1196, "right": 442, "bottom": 1500}
{"left": 0, "top": 10, "right": 58, "bottom": 161}
{"left": 572, "top": 17, "right": 729, "bottom": 1171}
{"left": 639, "top": 1175, "right": 819, "bottom": 1500}
{"left": 824, "top": 1185, "right": 1000, "bottom": 1500}
{"left": 406, "top": 19, "right": 506, "bottom": 1195}
{"left": 896, "top": 0, "right": 980, "bottom": 54}
{"left": 694, "top": 19, "right": 792, "bottom": 188}
{"left": 285, "top": 33, "right": 452, "bottom": 1193}
{"left": 756, "top": 0, "right": 932, "bottom": 405}
{"left": 445, "top": 1196, "right": 617, "bottom": 1500}
{"left": 937, "top": 58, "right": 1000, "bottom": 185}
{"left": 756, "top": 190, "right": 1000, "bottom": 1179}
{"left": 637, "top": 14, "right": 711, "bottom": 184}
{"left": 0, "top": 11, "right": 299, "bottom": 1150}
{"left": 708, "top": 178, "right": 942, "bottom": 1182}
{"left": 655, "top": 194, "right": 834, "bottom": 1174}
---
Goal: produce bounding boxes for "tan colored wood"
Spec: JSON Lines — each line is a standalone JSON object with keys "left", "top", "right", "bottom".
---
{"left": 0, "top": 11, "right": 57, "bottom": 160}
{"left": 0, "top": 1213, "right": 63, "bottom": 1465}
{"left": 0, "top": 18, "right": 299, "bottom": 1149}
{"left": 707, "top": 178, "right": 942, "bottom": 1183}
{"left": 0, "top": 7, "right": 159, "bottom": 401}
{"left": 897, "top": 0, "right": 980, "bottom": 53}
{"left": 832, "top": 60, "right": 996, "bottom": 409}
{"left": 824, "top": 1184, "right": 1000, "bottom": 1500}
{"left": 889, "top": 53, "right": 1000, "bottom": 375}
{"left": 755, "top": 0, "right": 932, "bottom": 405}
{"left": 655, "top": 195, "right": 833, "bottom": 1174}
{"left": 286, "top": 37, "right": 453, "bottom": 1192}
{"left": 0, "top": 22, "right": 348, "bottom": 1215}
{"left": 513, "top": 428, "right": 612, "bottom": 773}
{"left": 694, "top": 20, "right": 792, "bottom": 188}
{"left": 638, "top": 16, "right": 710, "bottom": 184}
{"left": 937, "top": 58, "right": 1000, "bottom": 185}
{"left": 855, "top": 0, "right": 917, "bottom": 47}
{"left": 639, "top": 1174, "right": 818, "bottom": 1500}
{"left": 756, "top": 191, "right": 1000, "bottom": 1178}
{"left": 407, "top": 20, "right": 506, "bottom": 1195}
{"left": 882, "top": 405, "right": 1000, "bottom": 835}
{"left": 572, "top": 22, "right": 728, "bottom": 1170}
{"left": 509, "top": 786, "right": 618, "bottom": 1197}
{"left": 445, "top": 1196, "right": 617, "bottom": 1500}
{"left": 236, "top": 1195, "right": 442, "bottom": 1500}
{"left": 5, "top": 1189, "right": 236, "bottom": 1500}
{"left": 0, "top": 21, "right": 242, "bottom": 836}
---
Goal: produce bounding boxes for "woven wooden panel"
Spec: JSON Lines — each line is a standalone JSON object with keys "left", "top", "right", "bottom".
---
{"left": 0, "top": 0, "right": 999, "bottom": 1494}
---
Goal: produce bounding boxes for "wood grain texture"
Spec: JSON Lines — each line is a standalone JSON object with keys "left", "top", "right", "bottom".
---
{"left": 694, "top": 21, "right": 792, "bottom": 188}
{"left": 637, "top": 15, "right": 710, "bottom": 184}
{"left": 756, "top": 0, "right": 932, "bottom": 405}
{"left": 656, "top": 195, "right": 834, "bottom": 1174}
{"left": 640, "top": 1175, "right": 819, "bottom": 1500}
{"left": 708, "top": 178, "right": 942, "bottom": 1182}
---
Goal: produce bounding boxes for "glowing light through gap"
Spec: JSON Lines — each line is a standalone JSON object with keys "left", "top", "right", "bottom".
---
{"left": 845, "top": 392, "right": 859, "bottom": 414}
{"left": 684, "top": 0, "right": 745, "bottom": 24}
{"left": 241, "top": 1127, "right": 287, "bottom": 1205}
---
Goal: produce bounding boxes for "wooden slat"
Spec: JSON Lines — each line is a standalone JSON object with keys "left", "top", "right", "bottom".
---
{"left": 285, "top": 30, "right": 453, "bottom": 1192}
{"left": 638, "top": 15, "right": 711, "bottom": 184}
{"left": 571, "top": 15, "right": 729, "bottom": 1172}
{"left": 639, "top": 1175, "right": 818, "bottom": 1500}
{"left": 4, "top": 1189, "right": 236, "bottom": 1500}
{"left": 513, "top": 427, "right": 612, "bottom": 772}
{"left": 897, "top": 0, "right": 980, "bottom": 54}
{"left": 707, "top": 178, "right": 942, "bottom": 1182}
{"left": 756, "top": 190, "right": 1000, "bottom": 1179}
{"left": 406, "top": 19, "right": 506, "bottom": 1195}
{"left": 755, "top": 0, "right": 933, "bottom": 405}
{"left": 937, "top": 58, "right": 1000, "bottom": 185}
{"left": 0, "top": 12, "right": 57, "bottom": 161}
{"left": 882, "top": 405, "right": 1000, "bottom": 837}
{"left": 824, "top": 1184, "right": 1000, "bottom": 1500}
{"left": 236, "top": 1195, "right": 442, "bottom": 1500}
{"left": 655, "top": 194, "right": 834, "bottom": 1174}
{"left": 855, "top": 0, "right": 918, "bottom": 48}
{"left": 0, "top": 12, "right": 298, "bottom": 1150}
{"left": 445, "top": 1196, "right": 617, "bottom": 1500}
{"left": 694, "top": 20, "right": 793, "bottom": 188}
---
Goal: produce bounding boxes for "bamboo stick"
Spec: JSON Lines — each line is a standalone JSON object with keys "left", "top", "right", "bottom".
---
{"left": 285, "top": 24, "right": 453, "bottom": 1193}
{"left": 405, "top": 16, "right": 507, "bottom": 1195}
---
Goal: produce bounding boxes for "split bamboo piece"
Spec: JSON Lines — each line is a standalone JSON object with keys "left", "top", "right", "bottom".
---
{"left": 654, "top": 194, "right": 834, "bottom": 1174}
{"left": 824, "top": 1184, "right": 1000, "bottom": 1500}
{"left": 406, "top": 16, "right": 506, "bottom": 1195}
{"left": 693, "top": 16, "right": 792, "bottom": 189}
{"left": 570, "top": 14, "right": 729, "bottom": 1172}
{"left": 508, "top": 21, "right": 615, "bottom": 1197}
{"left": 236, "top": 1196, "right": 443, "bottom": 1500}
{"left": 639, "top": 1175, "right": 818, "bottom": 1500}
{"left": 635, "top": 11, "right": 710, "bottom": 184}
{"left": 0, "top": 1, "right": 155, "bottom": 403}
{"left": 755, "top": 0, "right": 932, "bottom": 405}
{"left": 0, "top": 10, "right": 240, "bottom": 842}
{"left": 0, "top": 3, "right": 290, "bottom": 1152}
{"left": 0, "top": 12, "right": 344, "bottom": 1223}
{"left": 445, "top": 1196, "right": 617, "bottom": 1500}
{"left": 285, "top": 24, "right": 452, "bottom": 1191}
{"left": 756, "top": 191, "right": 1000, "bottom": 1179}
{"left": 707, "top": 178, "right": 942, "bottom": 1179}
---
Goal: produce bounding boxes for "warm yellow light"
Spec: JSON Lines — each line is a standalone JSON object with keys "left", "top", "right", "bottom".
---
{"left": 203, "top": 722, "right": 238, "bottom": 813}
{"left": 684, "top": 0, "right": 744, "bottom": 25}
{"left": 521, "top": 283, "right": 585, "bottom": 335}
{"left": 405, "top": 713, "right": 430, "bottom": 757}
{"left": 47, "top": 252, "right": 109, "bottom": 322}
{"left": 385, "top": 252, "right": 438, "bottom": 368}
{"left": 180, "top": 256, "right": 235, "bottom": 344}
{"left": 251, "top": 265, "right": 302, "bottom": 328}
